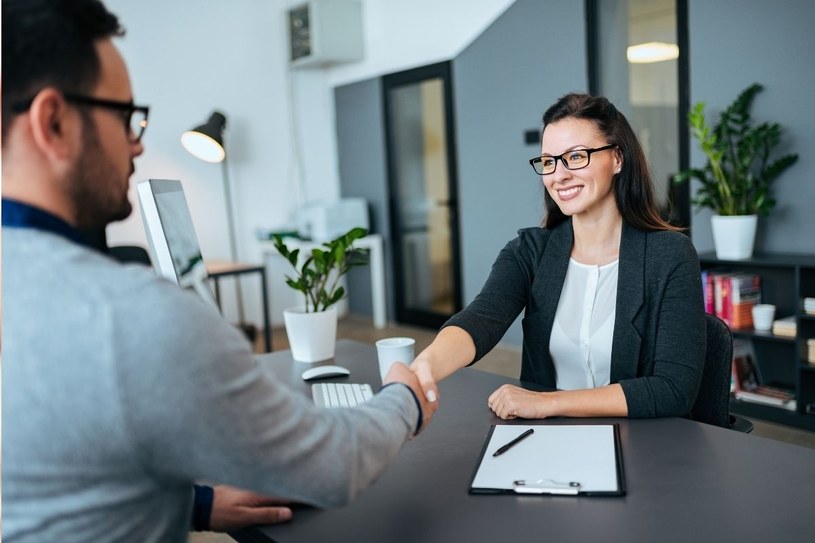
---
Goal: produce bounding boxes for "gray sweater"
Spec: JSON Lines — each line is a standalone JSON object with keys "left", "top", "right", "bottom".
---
{"left": 446, "top": 219, "right": 706, "bottom": 418}
{"left": 3, "top": 228, "right": 418, "bottom": 542}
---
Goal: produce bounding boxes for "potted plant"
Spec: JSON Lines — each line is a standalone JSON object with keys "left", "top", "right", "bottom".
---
{"left": 273, "top": 227, "right": 369, "bottom": 362}
{"left": 674, "top": 83, "right": 798, "bottom": 260}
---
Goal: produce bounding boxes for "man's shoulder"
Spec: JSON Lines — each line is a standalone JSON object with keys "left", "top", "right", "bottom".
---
{"left": 6, "top": 228, "right": 205, "bottom": 316}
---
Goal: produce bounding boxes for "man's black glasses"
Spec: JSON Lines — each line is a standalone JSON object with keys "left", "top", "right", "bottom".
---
{"left": 529, "top": 144, "right": 617, "bottom": 175}
{"left": 12, "top": 92, "right": 150, "bottom": 143}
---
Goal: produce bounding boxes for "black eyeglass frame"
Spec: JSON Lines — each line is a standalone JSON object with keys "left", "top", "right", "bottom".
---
{"left": 529, "top": 144, "right": 617, "bottom": 175}
{"left": 11, "top": 92, "right": 150, "bottom": 143}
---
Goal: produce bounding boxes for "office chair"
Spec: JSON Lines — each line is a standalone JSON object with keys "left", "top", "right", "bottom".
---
{"left": 108, "top": 245, "right": 152, "bottom": 266}
{"left": 691, "top": 314, "right": 754, "bottom": 433}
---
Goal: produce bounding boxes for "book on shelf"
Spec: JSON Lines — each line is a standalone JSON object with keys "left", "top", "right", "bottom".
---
{"left": 734, "top": 389, "right": 797, "bottom": 410}
{"left": 771, "top": 315, "right": 797, "bottom": 337}
{"left": 808, "top": 338, "right": 815, "bottom": 364}
{"left": 731, "top": 339, "right": 797, "bottom": 410}
{"left": 804, "top": 297, "right": 815, "bottom": 315}
{"left": 731, "top": 340, "right": 759, "bottom": 393}
{"left": 702, "top": 270, "right": 761, "bottom": 328}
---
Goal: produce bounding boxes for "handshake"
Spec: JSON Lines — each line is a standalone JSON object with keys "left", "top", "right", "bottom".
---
{"left": 382, "top": 358, "right": 440, "bottom": 435}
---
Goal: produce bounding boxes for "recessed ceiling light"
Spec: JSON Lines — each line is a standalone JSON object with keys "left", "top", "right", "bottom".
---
{"left": 627, "top": 42, "right": 679, "bottom": 64}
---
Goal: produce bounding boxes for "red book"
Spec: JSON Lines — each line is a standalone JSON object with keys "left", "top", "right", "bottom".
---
{"left": 720, "top": 276, "right": 733, "bottom": 327}
{"left": 729, "top": 274, "right": 761, "bottom": 329}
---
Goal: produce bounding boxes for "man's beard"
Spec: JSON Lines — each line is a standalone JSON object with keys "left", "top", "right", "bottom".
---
{"left": 68, "top": 117, "right": 133, "bottom": 231}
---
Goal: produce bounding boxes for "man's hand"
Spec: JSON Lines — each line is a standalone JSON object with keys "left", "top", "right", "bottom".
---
{"left": 209, "top": 485, "right": 293, "bottom": 531}
{"left": 383, "top": 362, "right": 439, "bottom": 434}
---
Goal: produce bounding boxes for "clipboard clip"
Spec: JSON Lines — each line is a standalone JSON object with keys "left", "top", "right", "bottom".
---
{"left": 513, "top": 479, "right": 581, "bottom": 495}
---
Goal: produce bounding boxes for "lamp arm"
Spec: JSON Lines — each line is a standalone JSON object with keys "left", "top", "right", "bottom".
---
{"left": 221, "top": 157, "right": 246, "bottom": 324}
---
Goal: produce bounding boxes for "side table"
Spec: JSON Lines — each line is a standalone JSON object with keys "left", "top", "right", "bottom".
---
{"left": 206, "top": 261, "right": 272, "bottom": 352}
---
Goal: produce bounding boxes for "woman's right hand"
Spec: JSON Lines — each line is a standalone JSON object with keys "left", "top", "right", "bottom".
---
{"left": 410, "top": 358, "right": 439, "bottom": 403}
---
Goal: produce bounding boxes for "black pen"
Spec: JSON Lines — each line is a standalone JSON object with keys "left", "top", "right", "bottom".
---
{"left": 492, "top": 428, "right": 534, "bottom": 457}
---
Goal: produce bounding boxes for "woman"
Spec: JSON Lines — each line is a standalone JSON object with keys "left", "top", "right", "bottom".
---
{"left": 411, "top": 92, "right": 705, "bottom": 420}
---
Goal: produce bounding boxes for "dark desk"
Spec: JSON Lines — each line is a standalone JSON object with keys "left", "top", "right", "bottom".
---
{"left": 206, "top": 261, "right": 271, "bottom": 352}
{"left": 235, "top": 340, "right": 815, "bottom": 543}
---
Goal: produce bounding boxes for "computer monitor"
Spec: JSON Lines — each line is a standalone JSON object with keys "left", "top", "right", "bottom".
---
{"left": 137, "top": 179, "right": 216, "bottom": 305}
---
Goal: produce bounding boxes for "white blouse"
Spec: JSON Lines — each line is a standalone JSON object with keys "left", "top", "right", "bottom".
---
{"left": 549, "top": 258, "right": 619, "bottom": 390}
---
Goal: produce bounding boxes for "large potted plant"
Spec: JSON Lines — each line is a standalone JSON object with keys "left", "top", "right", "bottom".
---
{"left": 273, "top": 227, "right": 369, "bottom": 362}
{"left": 674, "top": 83, "right": 798, "bottom": 259}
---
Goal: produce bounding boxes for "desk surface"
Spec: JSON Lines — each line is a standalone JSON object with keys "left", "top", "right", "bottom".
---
{"left": 236, "top": 340, "right": 815, "bottom": 543}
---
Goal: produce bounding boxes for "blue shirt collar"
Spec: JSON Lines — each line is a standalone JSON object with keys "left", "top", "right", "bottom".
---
{"left": 2, "top": 198, "right": 91, "bottom": 248}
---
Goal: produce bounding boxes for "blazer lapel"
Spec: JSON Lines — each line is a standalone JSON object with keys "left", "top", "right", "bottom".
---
{"left": 536, "top": 219, "right": 572, "bottom": 304}
{"left": 610, "top": 222, "right": 645, "bottom": 382}
{"left": 529, "top": 220, "right": 572, "bottom": 353}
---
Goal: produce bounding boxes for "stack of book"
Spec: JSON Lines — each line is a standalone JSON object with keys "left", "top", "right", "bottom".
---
{"left": 701, "top": 271, "right": 761, "bottom": 328}
{"left": 808, "top": 338, "right": 815, "bottom": 365}
{"left": 772, "top": 316, "right": 797, "bottom": 337}
{"left": 731, "top": 339, "right": 797, "bottom": 410}
{"left": 735, "top": 387, "right": 797, "bottom": 410}
{"left": 804, "top": 297, "right": 815, "bottom": 315}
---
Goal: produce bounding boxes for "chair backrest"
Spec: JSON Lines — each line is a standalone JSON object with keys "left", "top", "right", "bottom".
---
{"left": 108, "top": 245, "right": 152, "bottom": 266}
{"left": 691, "top": 314, "right": 733, "bottom": 428}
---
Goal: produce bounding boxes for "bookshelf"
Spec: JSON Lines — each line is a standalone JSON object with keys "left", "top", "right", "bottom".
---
{"left": 699, "top": 252, "right": 815, "bottom": 431}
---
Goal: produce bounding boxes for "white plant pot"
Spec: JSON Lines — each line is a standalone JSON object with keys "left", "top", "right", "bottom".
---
{"left": 283, "top": 306, "right": 338, "bottom": 363}
{"left": 710, "top": 214, "right": 758, "bottom": 260}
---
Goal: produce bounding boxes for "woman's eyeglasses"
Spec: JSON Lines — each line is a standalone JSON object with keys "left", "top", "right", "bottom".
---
{"left": 529, "top": 144, "right": 617, "bottom": 175}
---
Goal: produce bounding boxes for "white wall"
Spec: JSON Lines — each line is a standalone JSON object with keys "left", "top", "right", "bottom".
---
{"left": 105, "top": 0, "right": 515, "bottom": 325}
{"left": 327, "top": 0, "right": 515, "bottom": 87}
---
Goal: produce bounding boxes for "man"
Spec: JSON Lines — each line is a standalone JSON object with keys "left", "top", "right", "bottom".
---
{"left": 1, "top": 1, "right": 439, "bottom": 541}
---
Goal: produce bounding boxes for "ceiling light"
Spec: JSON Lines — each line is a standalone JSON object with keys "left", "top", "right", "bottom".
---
{"left": 626, "top": 42, "right": 679, "bottom": 64}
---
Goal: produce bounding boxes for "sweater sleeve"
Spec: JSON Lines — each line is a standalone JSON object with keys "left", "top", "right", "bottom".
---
{"left": 113, "top": 285, "right": 419, "bottom": 509}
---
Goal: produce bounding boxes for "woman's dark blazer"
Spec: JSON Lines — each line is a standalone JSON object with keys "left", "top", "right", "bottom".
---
{"left": 445, "top": 218, "right": 706, "bottom": 418}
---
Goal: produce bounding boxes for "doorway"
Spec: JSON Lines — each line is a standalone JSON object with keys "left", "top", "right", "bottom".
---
{"left": 383, "top": 62, "right": 463, "bottom": 329}
{"left": 587, "top": 0, "right": 689, "bottom": 228}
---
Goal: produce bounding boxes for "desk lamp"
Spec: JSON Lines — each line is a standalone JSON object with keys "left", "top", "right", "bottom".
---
{"left": 181, "top": 111, "right": 248, "bottom": 331}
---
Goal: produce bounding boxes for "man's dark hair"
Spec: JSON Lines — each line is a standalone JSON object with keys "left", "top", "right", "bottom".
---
{"left": 1, "top": 0, "right": 124, "bottom": 140}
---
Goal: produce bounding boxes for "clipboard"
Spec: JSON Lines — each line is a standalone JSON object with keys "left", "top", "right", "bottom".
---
{"left": 469, "top": 424, "right": 626, "bottom": 496}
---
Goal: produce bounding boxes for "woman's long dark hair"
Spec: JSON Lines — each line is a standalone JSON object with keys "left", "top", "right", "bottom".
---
{"left": 540, "top": 93, "right": 679, "bottom": 232}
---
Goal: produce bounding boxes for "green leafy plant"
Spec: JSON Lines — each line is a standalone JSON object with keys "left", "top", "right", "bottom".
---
{"left": 674, "top": 83, "right": 798, "bottom": 216}
{"left": 273, "top": 227, "right": 369, "bottom": 313}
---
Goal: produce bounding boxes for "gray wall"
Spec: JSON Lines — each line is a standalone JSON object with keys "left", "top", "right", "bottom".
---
{"left": 334, "top": 79, "right": 396, "bottom": 319}
{"left": 452, "top": 0, "right": 587, "bottom": 344}
{"left": 335, "top": 0, "right": 815, "bottom": 345}
{"left": 688, "top": 0, "right": 815, "bottom": 253}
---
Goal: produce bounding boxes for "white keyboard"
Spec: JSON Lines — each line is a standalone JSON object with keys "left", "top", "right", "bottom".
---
{"left": 312, "top": 383, "right": 374, "bottom": 408}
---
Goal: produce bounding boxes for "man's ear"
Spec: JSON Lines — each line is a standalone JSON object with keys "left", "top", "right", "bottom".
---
{"left": 28, "top": 88, "right": 82, "bottom": 164}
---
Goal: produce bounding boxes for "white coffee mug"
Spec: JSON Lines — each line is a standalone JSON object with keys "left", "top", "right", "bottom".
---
{"left": 375, "top": 337, "right": 416, "bottom": 381}
{"left": 752, "top": 304, "right": 776, "bottom": 331}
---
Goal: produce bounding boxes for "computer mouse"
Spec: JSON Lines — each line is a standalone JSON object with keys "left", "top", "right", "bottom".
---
{"left": 301, "top": 365, "right": 351, "bottom": 381}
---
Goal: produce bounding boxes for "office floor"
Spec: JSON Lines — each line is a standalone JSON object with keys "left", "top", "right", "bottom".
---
{"left": 189, "top": 314, "right": 815, "bottom": 543}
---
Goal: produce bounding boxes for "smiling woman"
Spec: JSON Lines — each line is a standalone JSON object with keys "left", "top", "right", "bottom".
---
{"left": 538, "top": 119, "right": 621, "bottom": 237}
{"left": 409, "top": 91, "right": 705, "bottom": 426}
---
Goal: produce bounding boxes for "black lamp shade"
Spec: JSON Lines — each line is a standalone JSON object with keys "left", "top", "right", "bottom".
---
{"left": 181, "top": 111, "right": 227, "bottom": 163}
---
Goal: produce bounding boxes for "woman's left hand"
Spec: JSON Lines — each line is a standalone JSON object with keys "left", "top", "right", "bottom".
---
{"left": 487, "top": 384, "right": 550, "bottom": 420}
